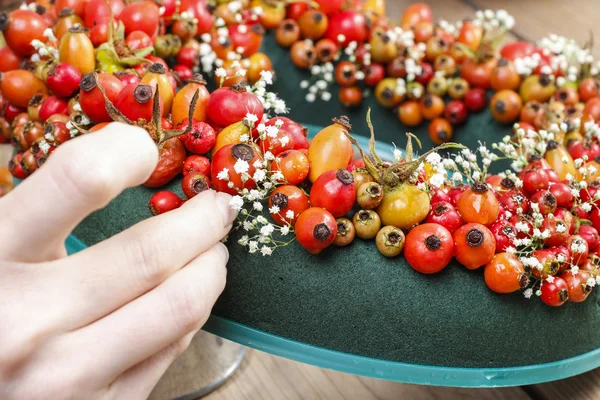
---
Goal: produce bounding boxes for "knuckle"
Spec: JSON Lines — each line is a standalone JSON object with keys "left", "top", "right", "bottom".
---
{"left": 165, "top": 281, "right": 210, "bottom": 334}
{"left": 51, "top": 146, "right": 114, "bottom": 207}
{"left": 125, "top": 231, "right": 169, "bottom": 288}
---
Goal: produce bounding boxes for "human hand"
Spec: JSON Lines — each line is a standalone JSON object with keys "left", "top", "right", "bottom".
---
{"left": 0, "top": 123, "right": 236, "bottom": 399}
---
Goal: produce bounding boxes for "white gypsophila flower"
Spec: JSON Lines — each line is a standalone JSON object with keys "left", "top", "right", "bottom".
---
{"left": 260, "top": 224, "right": 275, "bottom": 236}
{"left": 269, "top": 205, "right": 280, "bottom": 214}
{"left": 261, "top": 246, "right": 272, "bottom": 256}
{"left": 252, "top": 169, "right": 266, "bottom": 182}
{"left": 243, "top": 221, "right": 254, "bottom": 231}
{"left": 281, "top": 226, "right": 290, "bottom": 235}
{"left": 253, "top": 202, "right": 263, "bottom": 211}
{"left": 571, "top": 266, "right": 580, "bottom": 275}
{"left": 546, "top": 275, "right": 555, "bottom": 283}
{"left": 238, "top": 235, "right": 249, "bottom": 246}
{"left": 429, "top": 174, "right": 444, "bottom": 188}
{"left": 229, "top": 196, "right": 244, "bottom": 211}
{"left": 586, "top": 277, "right": 597, "bottom": 287}
{"left": 215, "top": 67, "right": 227, "bottom": 77}
{"left": 248, "top": 241, "right": 259, "bottom": 253}
{"left": 265, "top": 125, "right": 279, "bottom": 138}
{"left": 234, "top": 159, "right": 249, "bottom": 174}
{"left": 217, "top": 168, "right": 229, "bottom": 181}
{"left": 523, "top": 288, "right": 533, "bottom": 299}
{"left": 264, "top": 151, "right": 275, "bottom": 161}
{"left": 535, "top": 289, "right": 542, "bottom": 297}
{"left": 245, "top": 113, "right": 258, "bottom": 125}
{"left": 285, "top": 210, "right": 295, "bottom": 219}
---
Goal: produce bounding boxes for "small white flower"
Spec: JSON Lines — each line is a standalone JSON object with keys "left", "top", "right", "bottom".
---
{"left": 252, "top": 169, "right": 265, "bottom": 182}
{"left": 523, "top": 288, "right": 533, "bottom": 299}
{"left": 546, "top": 276, "right": 555, "bottom": 283}
{"left": 281, "top": 226, "right": 290, "bottom": 235}
{"left": 229, "top": 196, "right": 244, "bottom": 211}
{"left": 535, "top": 289, "right": 542, "bottom": 297}
{"left": 269, "top": 205, "right": 280, "bottom": 214}
{"left": 253, "top": 202, "right": 263, "bottom": 211}
{"left": 260, "top": 224, "right": 274, "bottom": 236}
{"left": 264, "top": 151, "right": 275, "bottom": 161}
{"left": 234, "top": 159, "right": 250, "bottom": 174}
{"left": 217, "top": 168, "right": 229, "bottom": 181}
{"left": 261, "top": 245, "right": 272, "bottom": 256}
{"left": 300, "top": 80, "right": 309, "bottom": 89}
{"left": 248, "top": 241, "right": 259, "bottom": 253}
{"left": 215, "top": 67, "right": 227, "bottom": 78}
{"left": 570, "top": 266, "right": 580, "bottom": 275}
{"left": 245, "top": 113, "right": 258, "bottom": 125}
{"left": 285, "top": 210, "right": 295, "bottom": 219}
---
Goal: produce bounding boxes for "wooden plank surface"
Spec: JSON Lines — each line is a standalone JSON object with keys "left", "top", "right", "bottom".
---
{"left": 150, "top": 332, "right": 531, "bottom": 400}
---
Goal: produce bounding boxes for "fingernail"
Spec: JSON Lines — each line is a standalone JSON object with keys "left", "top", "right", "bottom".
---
{"left": 215, "top": 242, "right": 229, "bottom": 263}
{"left": 216, "top": 192, "right": 238, "bottom": 226}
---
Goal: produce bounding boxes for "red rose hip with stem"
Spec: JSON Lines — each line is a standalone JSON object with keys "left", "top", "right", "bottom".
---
{"left": 310, "top": 169, "right": 356, "bottom": 218}
{"left": 404, "top": 223, "right": 454, "bottom": 274}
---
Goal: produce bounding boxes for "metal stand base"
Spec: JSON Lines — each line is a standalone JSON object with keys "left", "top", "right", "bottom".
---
{"left": 150, "top": 331, "right": 247, "bottom": 400}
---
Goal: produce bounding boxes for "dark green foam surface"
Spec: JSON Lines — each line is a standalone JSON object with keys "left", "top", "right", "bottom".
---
{"left": 73, "top": 35, "right": 600, "bottom": 368}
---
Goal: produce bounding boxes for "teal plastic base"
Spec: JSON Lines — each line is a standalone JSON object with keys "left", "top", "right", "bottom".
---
{"left": 65, "top": 234, "right": 600, "bottom": 388}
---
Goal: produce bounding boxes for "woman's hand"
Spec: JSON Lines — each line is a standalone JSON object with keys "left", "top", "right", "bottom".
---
{"left": 0, "top": 123, "right": 236, "bottom": 399}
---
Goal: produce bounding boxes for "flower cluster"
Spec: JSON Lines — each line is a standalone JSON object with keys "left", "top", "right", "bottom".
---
{"left": 472, "top": 9, "right": 515, "bottom": 35}
{"left": 30, "top": 28, "right": 59, "bottom": 63}
{"left": 442, "top": 144, "right": 498, "bottom": 184}
{"left": 493, "top": 125, "right": 557, "bottom": 172}
{"left": 223, "top": 118, "right": 297, "bottom": 256}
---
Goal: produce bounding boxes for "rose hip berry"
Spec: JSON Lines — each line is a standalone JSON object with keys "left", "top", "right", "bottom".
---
{"left": 149, "top": 191, "right": 183, "bottom": 215}
{"left": 425, "top": 201, "right": 463, "bottom": 233}
{"left": 206, "top": 84, "right": 264, "bottom": 127}
{"left": 404, "top": 223, "right": 454, "bottom": 274}
{"left": 356, "top": 181, "right": 383, "bottom": 209}
{"left": 454, "top": 223, "right": 496, "bottom": 270}
{"left": 464, "top": 88, "right": 487, "bottom": 112}
{"left": 295, "top": 207, "right": 338, "bottom": 254}
{"left": 183, "top": 155, "right": 210, "bottom": 177}
{"left": 489, "top": 220, "right": 516, "bottom": 252}
{"left": 177, "top": 119, "right": 216, "bottom": 154}
{"left": 115, "top": 83, "right": 162, "bottom": 122}
{"left": 541, "top": 276, "right": 569, "bottom": 307}
{"left": 39, "top": 96, "right": 69, "bottom": 122}
{"left": 181, "top": 172, "right": 211, "bottom": 199}
{"left": 268, "top": 185, "right": 310, "bottom": 226}
{"left": 376, "top": 225, "right": 406, "bottom": 257}
{"left": 46, "top": 62, "right": 82, "bottom": 98}
{"left": 310, "top": 169, "right": 356, "bottom": 218}
{"left": 352, "top": 209, "right": 382, "bottom": 240}
{"left": 333, "top": 217, "right": 355, "bottom": 247}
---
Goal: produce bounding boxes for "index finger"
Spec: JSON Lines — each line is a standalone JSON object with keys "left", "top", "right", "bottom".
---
{"left": 53, "top": 189, "right": 237, "bottom": 330}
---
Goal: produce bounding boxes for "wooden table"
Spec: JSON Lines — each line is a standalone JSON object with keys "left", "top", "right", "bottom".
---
{"left": 150, "top": 1, "right": 600, "bottom": 399}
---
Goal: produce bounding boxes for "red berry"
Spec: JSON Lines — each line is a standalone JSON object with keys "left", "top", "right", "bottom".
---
{"left": 148, "top": 191, "right": 182, "bottom": 215}
{"left": 549, "top": 182, "right": 574, "bottom": 209}
{"left": 295, "top": 207, "right": 338, "bottom": 254}
{"left": 363, "top": 62, "right": 385, "bottom": 87}
{"left": 447, "top": 184, "right": 467, "bottom": 206}
{"left": 183, "top": 155, "right": 210, "bottom": 177}
{"left": 521, "top": 168, "right": 549, "bottom": 194}
{"left": 268, "top": 185, "right": 310, "bottom": 226}
{"left": 114, "top": 71, "right": 141, "bottom": 86}
{"left": 119, "top": 0, "right": 159, "bottom": 37}
{"left": 176, "top": 46, "right": 199, "bottom": 68}
{"left": 206, "top": 85, "right": 264, "bottom": 127}
{"left": 211, "top": 143, "right": 260, "bottom": 195}
{"left": 453, "top": 223, "right": 496, "bottom": 269}
{"left": 177, "top": 119, "right": 216, "bottom": 154}
{"left": 264, "top": 117, "right": 309, "bottom": 150}
{"left": 541, "top": 276, "right": 569, "bottom": 307}
{"left": 567, "top": 235, "right": 589, "bottom": 266}
{"left": 529, "top": 190, "right": 557, "bottom": 216}
{"left": 404, "top": 223, "right": 454, "bottom": 274}
{"left": 115, "top": 83, "right": 162, "bottom": 122}
{"left": 173, "top": 64, "right": 193, "bottom": 83}
{"left": 425, "top": 201, "right": 463, "bottom": 233}
{"left": 79, "top": 72, "right": 125, "bottom": 123}
{"left": 181, "top": 172, "right": 211, "bottom": 199}
{"left": 496, "top": 189, "right": 529, "bottom": 214}
{"left": 46, "top": 62, "right": 82, "bottom": 98}
{"left": 39, "top": 96, "right": 69, "bottom": 123}
{"left": 444, "top": 100, "right": 468, "bottom": 125}
{"left": 578, "top": 225, "right": 600, "bottom": 251}
{"left": 464, "top": 88, "right": 487, "bottom": 112}
{"left": 8, "top": 153, "right": 28, "bottom": 179}
{"left": 325, "top": 10, "right": 369, "bottom": 46}
{"left": 489, "top": 220, "right": 516, "bottom": 252}
{"left": 125, "top": 30, "right": 153, "bottom": 50}
{"left": 310, "top": 169, "right": 356, "bottom": 218}
{"left": 560, "top": 271, "right": 593, "bottom": 303}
